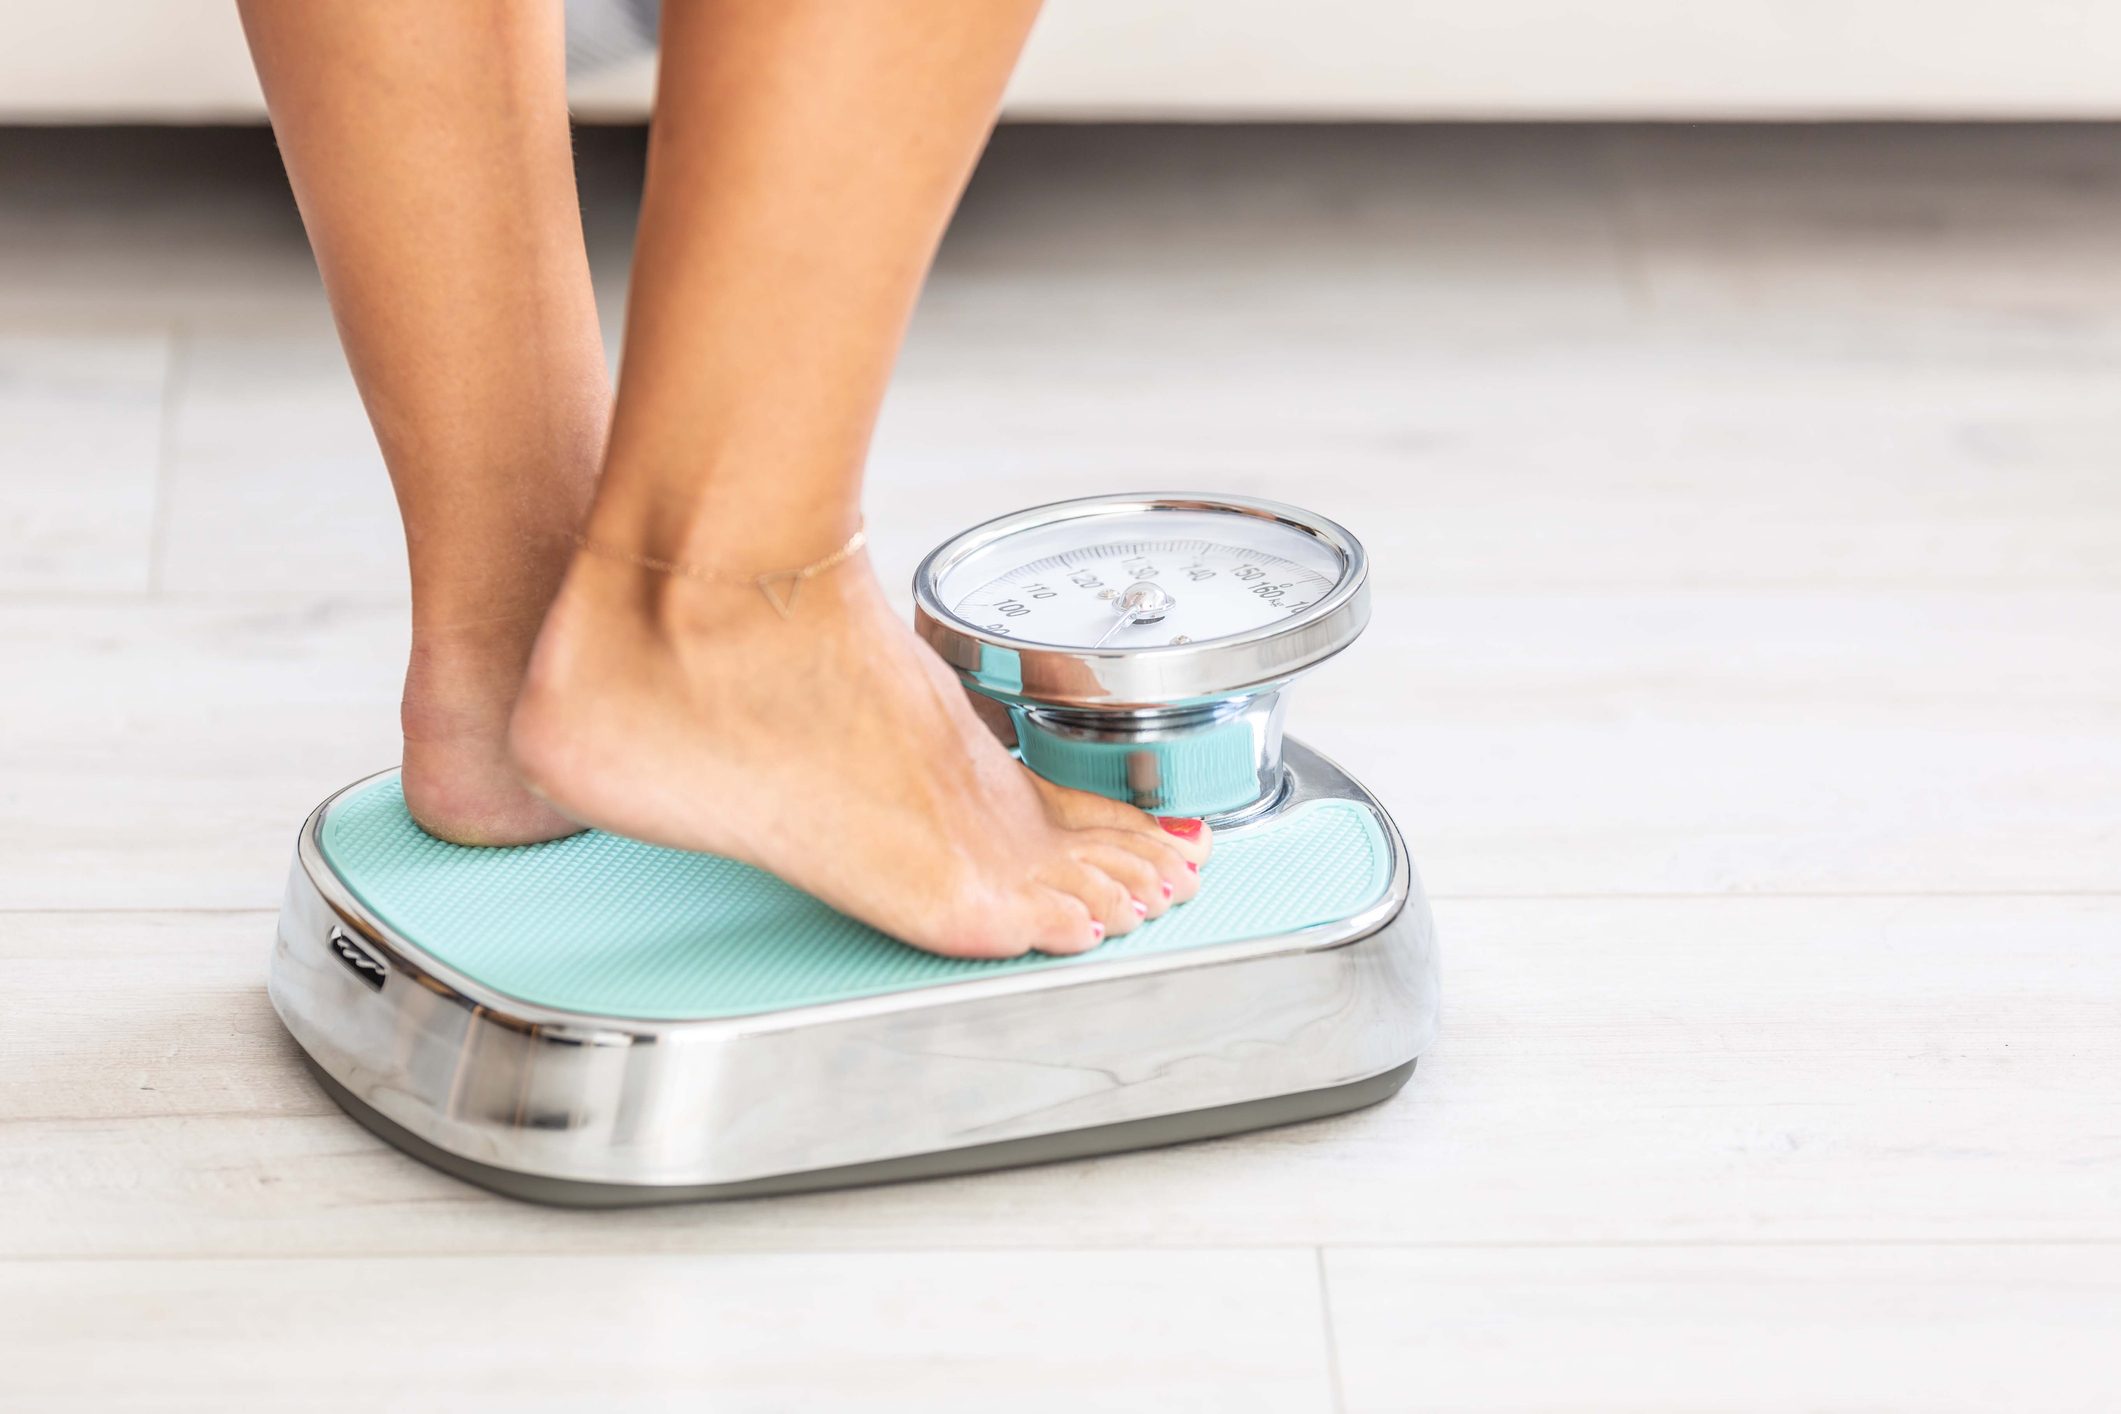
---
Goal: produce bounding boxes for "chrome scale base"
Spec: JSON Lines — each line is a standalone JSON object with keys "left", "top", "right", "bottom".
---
{"left": 268, "top": 739, "right": 1439, "bottom": 1207}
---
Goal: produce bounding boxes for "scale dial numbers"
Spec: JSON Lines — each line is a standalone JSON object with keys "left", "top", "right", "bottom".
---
{"left": 914, "top": 495, "right": 1370, "bottom": 710}
{"left": 953, "top": 538, "right": 1338, "bottom": 649}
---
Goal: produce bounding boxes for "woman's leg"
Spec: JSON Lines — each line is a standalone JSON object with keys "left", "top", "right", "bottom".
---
{"left": 511, "top": 0, "right": 1209, "bottom": 957}
{"left": 237, "top": 0, "right": 609, "bottom": 845}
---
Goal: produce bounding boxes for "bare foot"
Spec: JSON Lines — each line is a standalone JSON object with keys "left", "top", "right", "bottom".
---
{"left": 508, "top": 554, "right": 1211, "bottom": 958}
{"left": 966, "top": 686, "right": 1217, "bottom": 857}
{"left": 400, "top": 614, "right": 583, "bottom": 847}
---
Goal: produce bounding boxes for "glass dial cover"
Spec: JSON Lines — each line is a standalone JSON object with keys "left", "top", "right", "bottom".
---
{"left": 931, "top": 507, "right": 1347, "bottom": 649}
{"left": 915, "top": 495, "right": 1369, "bottom": 709}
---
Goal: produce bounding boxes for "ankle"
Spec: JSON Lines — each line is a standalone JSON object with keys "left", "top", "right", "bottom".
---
{"left": 576, "top": 474, "right": 863, "bottom": 580}
{"left": 554, "top": 527, "right": 880, "bottom": 655}
{"left": 403, "top": 613, "right": 545, "bottom": 740}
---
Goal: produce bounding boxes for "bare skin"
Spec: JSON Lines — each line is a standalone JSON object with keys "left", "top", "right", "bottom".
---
{"left": 238, "top": 0, "right": 605, "bottom": 845}
{"left": 242, "top": 0, "right": 1209, "bottom": 958}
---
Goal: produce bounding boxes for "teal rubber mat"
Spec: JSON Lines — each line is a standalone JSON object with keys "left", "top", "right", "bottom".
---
{"left": 317, "top": 775, "right": 1392, "bottom": 1021}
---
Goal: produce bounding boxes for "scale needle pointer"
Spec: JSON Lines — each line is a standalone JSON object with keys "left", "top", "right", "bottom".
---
{"left": 1092, "top": 609, "right": 1141, "bottom": 649}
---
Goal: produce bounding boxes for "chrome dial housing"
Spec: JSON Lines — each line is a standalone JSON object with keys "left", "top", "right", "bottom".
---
{"left": 914, "top": 494, "right": 1371, "bottom": 821}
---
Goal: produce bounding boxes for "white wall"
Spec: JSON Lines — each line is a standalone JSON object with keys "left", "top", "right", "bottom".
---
{"left": 4, "top": 0, "right": 2120, "bottom": 122}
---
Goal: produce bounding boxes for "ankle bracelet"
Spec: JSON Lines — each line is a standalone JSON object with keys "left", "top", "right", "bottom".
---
{"left": 573, "top": 522, "right": 868, "bottom": 618}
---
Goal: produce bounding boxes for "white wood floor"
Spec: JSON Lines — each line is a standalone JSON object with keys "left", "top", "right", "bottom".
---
{"left": 3, "top": 124, "right": 2119, "bottom": 1412}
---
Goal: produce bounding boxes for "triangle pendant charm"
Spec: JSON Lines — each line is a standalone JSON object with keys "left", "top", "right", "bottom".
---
{"left": 756, "top": 572, "right": 803, "bottom": 619}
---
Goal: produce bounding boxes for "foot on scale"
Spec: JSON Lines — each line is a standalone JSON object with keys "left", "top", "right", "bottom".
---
{"left": 271, "top": 495, "right": 1439, "bottom": 1205}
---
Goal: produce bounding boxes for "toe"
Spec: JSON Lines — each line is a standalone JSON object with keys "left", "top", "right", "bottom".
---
{"left": 1022, "top": 886, "right": 1105, "bottom": 956}
{"left": 1150, "top": 814, "right": 1213, "bottom": 866}
{"left": 1039, "top": 857, "right": 1141, "bottom": 937}
{"left": 1031, "top": 777, "right": 1214, "bottom": 866}
{"left": 1077, "top": 827, "right": 1198, "bottom": 904}
{"left": 1073, "top": 842, "right": 1168, "bottom": 919}
{"left": 927, "top": 883, "right": 1101, "bottom": 959}
{"left": 1031, "top": 778, "right": 1142, "bottom": 831}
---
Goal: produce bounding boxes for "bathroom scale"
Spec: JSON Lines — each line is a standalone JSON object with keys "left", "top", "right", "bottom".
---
{"left": 270, "top": 493, "right": 1440, "bottom": 1206}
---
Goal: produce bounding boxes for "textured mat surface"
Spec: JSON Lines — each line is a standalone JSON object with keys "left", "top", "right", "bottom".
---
{"left": 318, "top": 775, "right": 1392, "bottom": 1020}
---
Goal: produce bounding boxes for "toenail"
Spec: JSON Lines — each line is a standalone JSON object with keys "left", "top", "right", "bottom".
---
{"left": 1160, "top": 880, "right": 1174, "bottom": 900}
{"left": 1089, "top": 920, "right": 1105, "bottom": 941}
{"left": 1158, "top": 816, "right": 1205, "bottom": 840}
{"left": 1185, "top": 860, "right": 1199, "bottom": 875}
{"left": 1130, "top": 897, "right": 1148, "bottom": 917}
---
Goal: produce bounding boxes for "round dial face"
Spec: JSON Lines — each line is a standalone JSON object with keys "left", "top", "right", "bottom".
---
{"left": 929, "top": 506, "right": 1349, "bottom": 650}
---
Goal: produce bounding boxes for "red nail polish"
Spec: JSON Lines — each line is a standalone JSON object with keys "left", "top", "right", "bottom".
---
{"left": 1160, "top": 880, "right": 1174, "bottom": 900}
{"left": 1131, "top": 897, "right": 1148, "bottom": 917}
{"left": 1089, "top": 921, "right": 1105, "bottom": 941}
{"left": 1185, "top": 860, "right": 1199, "bottom": 875}
{"left": 1158, "top": 816, "right": 1205, "bottom": 840}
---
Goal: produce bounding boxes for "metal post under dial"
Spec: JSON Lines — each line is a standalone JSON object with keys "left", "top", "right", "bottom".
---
{"left": 914, "top": 494, "right": 1371, "bottom": 825}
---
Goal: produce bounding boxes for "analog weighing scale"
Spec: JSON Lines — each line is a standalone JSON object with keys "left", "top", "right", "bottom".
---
{"left": 269, "top": 494, "right": 1439, "bottom": 1205}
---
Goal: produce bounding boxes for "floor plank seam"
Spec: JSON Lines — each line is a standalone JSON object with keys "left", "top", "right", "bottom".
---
{"left": 1315, "top": 1247, "right": 1350, "bottom": 1414}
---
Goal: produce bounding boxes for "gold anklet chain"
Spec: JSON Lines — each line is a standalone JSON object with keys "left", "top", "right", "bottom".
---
{"left": 573, "top": 522, "right": 868, "bottom": 619}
